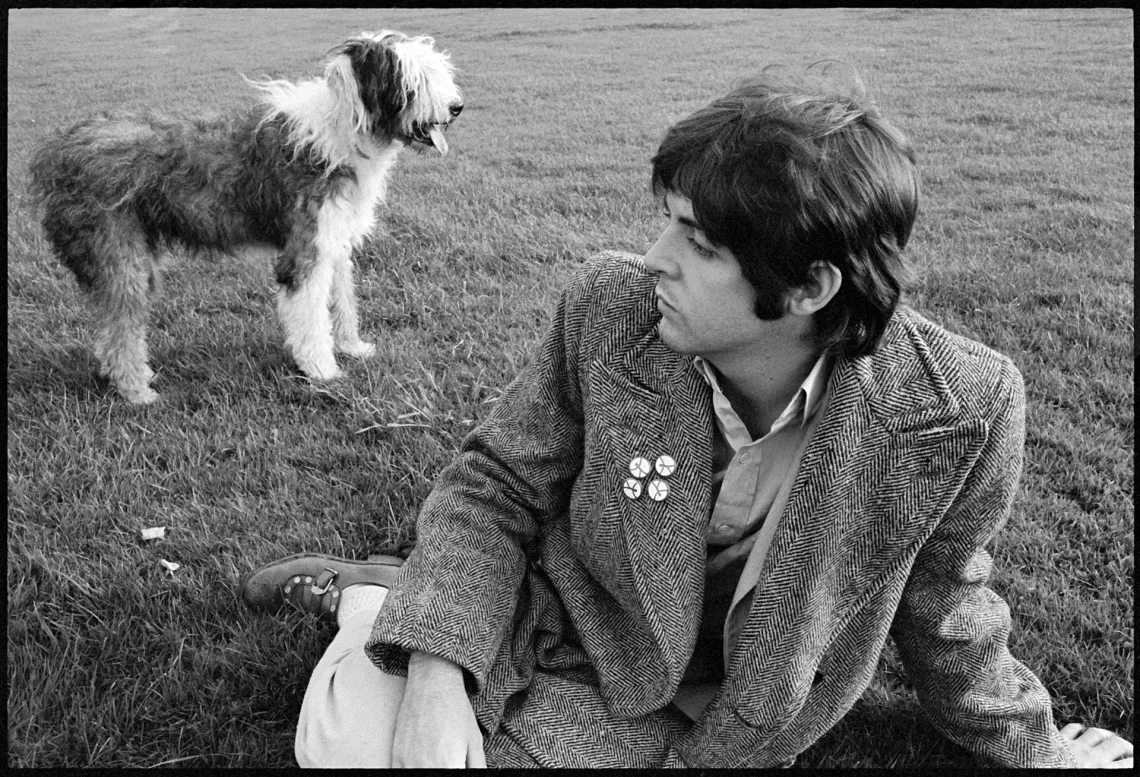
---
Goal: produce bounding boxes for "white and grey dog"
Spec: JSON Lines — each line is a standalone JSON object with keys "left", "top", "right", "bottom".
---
{"left": 30, "top": 30, "right": 462, "bottom": 404}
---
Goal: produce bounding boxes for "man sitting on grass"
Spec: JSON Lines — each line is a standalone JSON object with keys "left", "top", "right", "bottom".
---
{"left": 240, "top": 72, "right": 1133, "bottom": 768}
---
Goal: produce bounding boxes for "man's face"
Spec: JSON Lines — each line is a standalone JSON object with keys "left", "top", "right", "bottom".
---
{"left": 643, "top": 191, "right": 786, "bottom": 359}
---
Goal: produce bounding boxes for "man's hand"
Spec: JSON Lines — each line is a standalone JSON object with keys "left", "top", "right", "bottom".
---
{"left": 392, "top": 651, "right": 486, "bottom": 768}
{"left": 1060, "top": 723, "right": 1133, "bottom": 768}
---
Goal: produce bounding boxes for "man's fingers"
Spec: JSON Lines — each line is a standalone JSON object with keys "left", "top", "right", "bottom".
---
{"left": 1060, "top": 722, "right": 1086, "bottom": 740}
{"left": 1078, "top": 726, "right": 1115, "bottom": 744}
{"left": 1096, "top": 734, "right": 1134, "bottom": 761}
{"left": 1060, "top": 722, "right": 1134, "bottom": 768}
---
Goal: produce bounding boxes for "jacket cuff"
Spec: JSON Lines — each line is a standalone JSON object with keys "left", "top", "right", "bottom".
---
{"left": 364, "top": 637, "right": 481, "bottom": 696}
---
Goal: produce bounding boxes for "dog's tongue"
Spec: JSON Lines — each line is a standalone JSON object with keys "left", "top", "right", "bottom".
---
{"left": 429, "top": 125, "right": 449, "bottom": 156}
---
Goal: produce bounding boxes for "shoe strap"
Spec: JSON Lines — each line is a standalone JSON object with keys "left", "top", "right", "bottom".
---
{"left": 311, "top": 567, "right": 339, "bottom": 595}
{"left": 281, "top": 567, "right": 342, "bottom": 619}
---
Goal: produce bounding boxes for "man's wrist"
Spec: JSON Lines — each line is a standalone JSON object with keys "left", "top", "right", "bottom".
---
{"left": 407, "top": 650, "right": 464, "bottom": 683}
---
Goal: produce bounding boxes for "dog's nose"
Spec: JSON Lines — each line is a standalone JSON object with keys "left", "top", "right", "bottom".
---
{"left": 450, "top": 104, "right": 463, "bottom": 118}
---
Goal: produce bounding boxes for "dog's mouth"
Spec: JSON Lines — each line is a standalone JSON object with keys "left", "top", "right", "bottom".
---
{"left": 407, "top": 123, "right": 451, "bottom": 156}
{"left": 404, "top": 104, "right": 462, "bottom": 157}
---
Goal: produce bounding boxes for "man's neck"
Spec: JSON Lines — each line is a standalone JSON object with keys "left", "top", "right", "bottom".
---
{"left": 705, "top": 340, "right": 823, "bottom": 440}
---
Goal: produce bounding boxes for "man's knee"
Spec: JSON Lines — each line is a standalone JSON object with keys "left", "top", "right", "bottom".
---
{"left": 295, "top": 721, "right": 390, "bottom": 768}
{"left": 294, "top": 640, "right": 404, "bottom": 767}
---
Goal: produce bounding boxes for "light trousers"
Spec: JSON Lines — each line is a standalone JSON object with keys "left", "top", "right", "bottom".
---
{"left": 293, "top": 611, "right": 710, "bottom": 768}
{"left": 294, "top": 610, "right": 413, "bottom": 767}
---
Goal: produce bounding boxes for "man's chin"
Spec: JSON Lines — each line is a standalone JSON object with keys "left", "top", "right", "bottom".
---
{"left": 655, "top": 321, "right": 692, "bottom": 355}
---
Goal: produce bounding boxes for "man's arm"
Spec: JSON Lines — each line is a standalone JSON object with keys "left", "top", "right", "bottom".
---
{"left": 890, "top": 356, "right": 1078, "bottom": 767}
{"left": 390, "top": 651, "right": 486, "bottom": 768}
{"left": 364, "top": 257, "right": 614, "bottom": 690}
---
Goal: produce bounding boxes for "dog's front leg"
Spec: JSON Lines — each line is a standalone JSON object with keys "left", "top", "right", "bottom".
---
{"left": 330, "top": 254, "right": 377, "bottom": 359}
{"left": 275, "top": 207, "right": 342, "bottom": 381}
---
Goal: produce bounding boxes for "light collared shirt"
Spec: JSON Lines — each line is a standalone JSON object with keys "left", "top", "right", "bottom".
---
{"left": 674, "top": 351, "right": 833, "bottom": 718}
{"left": 696, "top": 352, "right": 832, "bottom": 571}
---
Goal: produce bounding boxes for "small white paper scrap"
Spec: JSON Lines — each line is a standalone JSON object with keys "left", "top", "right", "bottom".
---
{"left": 141, "top": 526, "right": 166, "bottom": 541}
{"left": 160, "top": 559, "right": 181, "bottom": 575}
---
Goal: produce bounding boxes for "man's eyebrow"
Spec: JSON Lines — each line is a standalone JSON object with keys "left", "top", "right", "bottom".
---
{"left": 662, "top": 198, "right": 706, "bottom": 234}
{"left": 677, "top": 214, "right": 703, "bottom": 232}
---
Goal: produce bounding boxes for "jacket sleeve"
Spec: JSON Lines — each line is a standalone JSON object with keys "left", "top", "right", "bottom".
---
{"left": 364, "top": 259, "right": 603, "bottom": 692}
{"left": 890, "top": 356, "right": 1077, "bottom": 767}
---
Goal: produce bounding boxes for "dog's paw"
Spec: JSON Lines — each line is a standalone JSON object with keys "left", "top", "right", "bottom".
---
{"left": 121, "top": 385, "right": 160, "bottom": 405}
{"left": 301, "top": 360, "right": 344, "bottom": 382}
{"left": 337, "top": 341, "right": 377, "bottom": 359}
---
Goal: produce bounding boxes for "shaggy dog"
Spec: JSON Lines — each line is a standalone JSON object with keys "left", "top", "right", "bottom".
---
{"left": 29, "top": 30, "right": 462, "bottom": 404}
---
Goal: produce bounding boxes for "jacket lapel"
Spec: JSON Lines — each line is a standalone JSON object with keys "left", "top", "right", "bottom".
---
{"left": 729, "top": 313, "right": 970, "bottom": 607}
{"left": 720, "top": 312, "right": 991, "bottom": 728}
{"left": 587, "top": 326, "right": 714, "bottom": 675}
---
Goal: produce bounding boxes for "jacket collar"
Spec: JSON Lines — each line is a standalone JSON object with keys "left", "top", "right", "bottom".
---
{"left": 618, "top": 305, "right": 963, "bottom": 437}
{"left": 829, "top": 308, "right": 963, "bottom": 434}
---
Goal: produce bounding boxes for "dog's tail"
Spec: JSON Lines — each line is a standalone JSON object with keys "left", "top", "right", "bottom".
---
{"left": 29, "top": 114, "right": 154, "bottom": 212}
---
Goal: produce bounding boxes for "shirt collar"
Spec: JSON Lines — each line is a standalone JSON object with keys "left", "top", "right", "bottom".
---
{"left": 693, "top": 350, "right": 832, "bottom": 435}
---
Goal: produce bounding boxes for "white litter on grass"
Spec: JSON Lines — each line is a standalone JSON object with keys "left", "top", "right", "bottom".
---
{"left": 141, "top": 526, "right": 166, "bottom": 541}
{"left": 160, "top": 559, "right": 181, "bottom": 575}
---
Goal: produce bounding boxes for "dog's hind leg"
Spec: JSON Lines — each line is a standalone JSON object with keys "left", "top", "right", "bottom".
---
{"left": 88, "top": 233, "right": 161, "bottom": 404}
{"left": 329, "top": 254, "right": 376, "bottom": 359}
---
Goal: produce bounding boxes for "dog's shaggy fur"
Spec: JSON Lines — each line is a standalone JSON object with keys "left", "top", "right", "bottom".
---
{"left": 29, "top": 30, "right": 462, "bottom": 404}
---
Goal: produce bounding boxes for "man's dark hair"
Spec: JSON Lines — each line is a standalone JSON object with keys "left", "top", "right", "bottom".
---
{"left": 650, "top": 68, "right": 919, "bottom": 358}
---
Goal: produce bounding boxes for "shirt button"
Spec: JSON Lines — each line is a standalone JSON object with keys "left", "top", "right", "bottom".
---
{"left": 739, "top": 452, "right": 751, "bottom": 462}
{"left": 716, "top": 524, "right": 732, "bottom": 534}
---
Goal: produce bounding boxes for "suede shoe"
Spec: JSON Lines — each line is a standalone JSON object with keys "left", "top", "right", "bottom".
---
{"left": 240, "top": 553, "right": 403, "bottom": 622}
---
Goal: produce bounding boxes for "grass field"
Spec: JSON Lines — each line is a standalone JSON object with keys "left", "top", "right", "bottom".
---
{"left": 6, "top": 7, "right": 1134, "bottom": 768}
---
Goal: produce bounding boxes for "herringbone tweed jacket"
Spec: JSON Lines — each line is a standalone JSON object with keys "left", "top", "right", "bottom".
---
{"left": 366, "top": 251, "right": 1076, "bottom": 768}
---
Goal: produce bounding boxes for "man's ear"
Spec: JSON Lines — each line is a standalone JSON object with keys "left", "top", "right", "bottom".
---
{"left": 787, "top": 261, "right": 842, "bottom": 316}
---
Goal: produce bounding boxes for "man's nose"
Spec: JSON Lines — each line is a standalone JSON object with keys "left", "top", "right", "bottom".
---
{"left": 642, "top": 232, "right": 672, "bottom": 276}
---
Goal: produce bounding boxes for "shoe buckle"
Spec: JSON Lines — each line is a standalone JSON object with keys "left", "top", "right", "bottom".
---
{"left": 310, "top": 568, "right": 339, "bottom": 596}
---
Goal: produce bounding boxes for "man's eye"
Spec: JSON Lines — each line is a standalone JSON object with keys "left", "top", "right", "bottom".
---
{"left": 688, "top": 237, "right": 715, "bottom": 258}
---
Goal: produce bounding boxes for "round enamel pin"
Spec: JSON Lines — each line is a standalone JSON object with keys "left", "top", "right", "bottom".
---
{"left": 629, "top": 457, "right": 652, "bottom": 479}
{"left": 647, "top": 479, "right": 670, "bottom": 501}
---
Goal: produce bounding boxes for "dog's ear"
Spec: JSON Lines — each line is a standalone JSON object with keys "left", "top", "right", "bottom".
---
{"left": 348, "top": 41, "right": 407, "bottom": 127}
